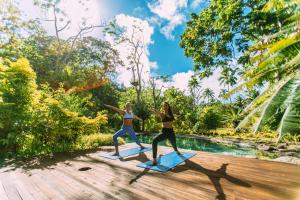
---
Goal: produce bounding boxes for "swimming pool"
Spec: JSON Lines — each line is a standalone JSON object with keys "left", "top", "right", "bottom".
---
{"left": 124, "top": 134, "right": 257, "bottom": 157}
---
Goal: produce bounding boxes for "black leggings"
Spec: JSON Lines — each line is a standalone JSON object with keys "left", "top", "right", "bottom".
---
{"left": 152, "top": 128, "right": 178, "bottom": 159}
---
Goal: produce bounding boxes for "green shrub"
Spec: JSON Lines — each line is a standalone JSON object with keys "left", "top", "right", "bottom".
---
{"left": 145, "top": 115, "right": 161, "bottom": 133}
{"left": 0, "top": 58, "right": 109, "bottom": 155}
{"left": 16, "top": 133, "right": 124, "bottom": 156}
{"left": 194, "top": 105, "right": 222, "bottom": 131}
{"left": 255, "top": 150, "right": 279, "bottom": 160}
{"left": 0, "top": 58, "right": 39, "bottom": 149}
{"left": 76, "top": 133, "right": 125, "bottom": 150}
{"left": 281, "top": 132, "right": 300, "bottom": 143}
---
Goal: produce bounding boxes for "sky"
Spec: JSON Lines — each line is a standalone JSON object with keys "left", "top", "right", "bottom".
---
{"left": 18, "top": 0, "right": 224, "bottom": 95}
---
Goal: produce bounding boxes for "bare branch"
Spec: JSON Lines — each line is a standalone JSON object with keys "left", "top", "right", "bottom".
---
{"left": 41, "top": 19, "right": 55, "bottom": 22}
{"left": 52, "top": 4, "right": 60, "bottom": 44}
{"left": 68, "top": 24, "right": 106, "bottom": 49}
{"left": 57, "top": 21, "right": 70, "bottom": 32}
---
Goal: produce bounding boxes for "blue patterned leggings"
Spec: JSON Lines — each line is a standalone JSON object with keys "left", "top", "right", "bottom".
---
{"left": 113, "top": 125, "right": 141, "bottom": 145}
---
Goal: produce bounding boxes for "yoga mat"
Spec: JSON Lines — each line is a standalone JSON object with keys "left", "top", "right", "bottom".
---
{"left": 100, "top": 147, "right": 152, "bottom": 160}
{"left": 137, "top": 151, "right": 196, "bottom": 172}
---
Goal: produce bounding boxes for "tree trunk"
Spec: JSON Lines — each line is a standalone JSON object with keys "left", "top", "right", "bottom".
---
{"left": 142, "top": 120, "right": 145, "bottom": 132}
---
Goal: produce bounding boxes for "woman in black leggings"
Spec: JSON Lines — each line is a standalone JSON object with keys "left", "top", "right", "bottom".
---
{"left": 151, "top": 102, "right": 180, "bottom": 165}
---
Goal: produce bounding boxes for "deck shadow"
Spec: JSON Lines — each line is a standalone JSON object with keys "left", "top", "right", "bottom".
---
{"left": 172, "top": 160, "right": 251, "bottom": 200}
{"left": 119, "top": 152, "right": 150, "bottom": 162}
{"left": 0, "top": 148, "right": 104, "bottom": 173}
{"left": 129, "top": 168, "right": 150, "bottom": 184}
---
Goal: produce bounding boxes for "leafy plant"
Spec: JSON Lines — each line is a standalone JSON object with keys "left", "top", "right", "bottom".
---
{"left": 0, "top": 58, "right": 108, "bottom": 155}
{"left": 194, "top": 106, "right": 222, "bottom": 131}
{"left": 255, "top": 150, "right": 279, "bottom": 160}
{"left": 180, "top": 0, "right": 288, "bottom": 78}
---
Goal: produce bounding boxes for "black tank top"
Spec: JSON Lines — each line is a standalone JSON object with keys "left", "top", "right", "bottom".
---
{"left": 162, "top": 114, "right": 174, "bottom": 122}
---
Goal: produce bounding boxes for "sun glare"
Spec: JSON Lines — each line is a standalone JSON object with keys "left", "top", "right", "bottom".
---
{"left": 58, "top": 0, "right": 109, "bottom": 37}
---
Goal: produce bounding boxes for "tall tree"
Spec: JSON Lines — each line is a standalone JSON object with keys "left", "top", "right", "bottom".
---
{"left": 202, "top": 88, "right": 215, "bottom": 104}
{"left": 188, "top": 75, "right": 202, "bottom": 109}
{"left": 33, "top": 0, "right": 106, "bottom": 55}
{"left": 180, "top": 0, "right": 289, "bottom": 78}
{"left": 0, "top": 0, "right": 43, "bottom": 60}
{"left": 218, "top": 67, "right": 238, "bottom": 102}
{"left": 105, "top": 21, "right": 149, "bottom": 104}
{"left": 230, "top": 0, "right": 300, "bottom": 141}
{"left": 218, "top": 89, "right": 228, "bottom": 101}
{"left": 149, "top": 75, "right": 170, "bottom": 109}
{"left": 16, "top": 0, "right": 121, "bottom": 91}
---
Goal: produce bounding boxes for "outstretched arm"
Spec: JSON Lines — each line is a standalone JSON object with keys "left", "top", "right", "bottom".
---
{"left": 150, "top": 108, "right": 163, "bottom": 118}
{"left": 134, "top": 115, "right": 143, "bottom": 121}
{"left": 104, "top": 104, "right": 125, "bottom": 115}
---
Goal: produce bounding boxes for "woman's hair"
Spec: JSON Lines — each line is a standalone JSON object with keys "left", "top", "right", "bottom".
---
{"left": 125, "top": 102, "right": 132, "bottom": 111}
{"left": 163, "top": 101, "right": 174, "bottom": 120}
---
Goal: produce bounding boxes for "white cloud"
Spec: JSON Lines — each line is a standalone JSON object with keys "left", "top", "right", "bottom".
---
{"left": 106, "top": 14, "right": 156, "bottom": 87}
{"left": 148, "top": 0, "right": 188, "bottom": 40}
{"left": 190, "top": 0, "right": 205, "bottom": 9}
{"left": 170, "top": 69, "right": 224, "bottom": 96}
{"left": 147, "top": 16, "right": 162, "bottom": 27}
{"left": 171, "top": 70, "right": 194, "bottom": 92}
{"left": 202, "top": 69, "right": 223, "bottom": 96}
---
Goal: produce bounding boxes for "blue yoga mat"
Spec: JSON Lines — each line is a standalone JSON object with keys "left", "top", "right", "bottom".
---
{"left": 100, "top": 147, "right": 152, "bottom": 160}
{"left": 137, "top": 151, "right": 196, "bottom": 172}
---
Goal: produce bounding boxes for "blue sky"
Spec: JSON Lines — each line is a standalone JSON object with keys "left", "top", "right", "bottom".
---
{"left": 83, "top": 0, "right": 206, "bottom": 75}
{"left": 110, "top": 0, "right": 205, "bottom": 75}
{"left": 19, "top": 0, "right": 222, "bottom": 95}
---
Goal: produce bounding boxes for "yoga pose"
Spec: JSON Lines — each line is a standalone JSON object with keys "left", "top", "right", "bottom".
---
{"left": 151, "top": 102, "right": 180, "bottom": 165}
{"left": 104, "top": 102, "right": 145, "bottom": 156}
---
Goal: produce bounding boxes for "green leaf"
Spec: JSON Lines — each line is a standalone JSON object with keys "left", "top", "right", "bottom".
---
{"left": 235, "top": 101, "right": 268, "bottom": 131}
{"left": 277, "top": 76, "right": 300, "bottom": 139}
{"left": 253, "top": 77, "right": 294, "bottom": 132}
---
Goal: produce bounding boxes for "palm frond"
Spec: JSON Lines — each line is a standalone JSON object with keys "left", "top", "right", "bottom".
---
{"left": 235, "top": 101, "right": 268, "bottom": 131}
{"left": 277, "top": 76, "right": 300, "bottom": 140}
{"left": 253, "top": 76, "right": 294, "bottom": 133}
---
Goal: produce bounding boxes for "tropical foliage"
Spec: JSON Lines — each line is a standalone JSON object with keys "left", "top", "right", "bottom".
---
{"left": 1, "top": 0, "right": 299, "bottom": 158}
{"left": 232, "top": 1, "right": 300, "bottom": 141}
{"left": 181, "top": 0, "right": 300, "bottom": 142}
{"left": 180, "top": 0, "right": 288, "bottom": 78}
{"left": 0, "top": 58, "right": 109, "bottom": 155}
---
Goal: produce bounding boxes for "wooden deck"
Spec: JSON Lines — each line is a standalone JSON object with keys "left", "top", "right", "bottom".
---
{"left": 0, "top": 143, "right": 300, "bottom": 200}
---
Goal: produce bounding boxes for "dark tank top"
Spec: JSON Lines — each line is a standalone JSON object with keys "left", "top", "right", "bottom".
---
{"left": 162, "top": 114, "right": 174, "bottom": 122}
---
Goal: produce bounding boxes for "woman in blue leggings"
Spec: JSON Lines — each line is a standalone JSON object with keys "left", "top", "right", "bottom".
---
{"left": 104, "top": 102, "right": 145, "bottom": 156}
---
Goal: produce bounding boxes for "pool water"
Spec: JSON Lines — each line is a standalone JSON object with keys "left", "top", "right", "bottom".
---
{"left": 124, "top": 134, "right": 257, "bottom": 157}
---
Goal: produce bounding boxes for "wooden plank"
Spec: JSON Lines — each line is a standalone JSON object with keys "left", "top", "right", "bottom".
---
{"left": 82, "top": 155, "right": 237, "bottom": 200}
{"left": 24, "top": 172, "right": 59, "bottom": 200}
{"left": 0, "top": 173, "right": 22, "bottom": 200}
{"left": 0, "top": 143, "right": 299, "bottom": 200}
{"left": 15, "top": 171, "right": 50, "bottom": 200}
{"left": 0, "top": 180, "right": 9, "bottom": 200}
{"left": 11, "top": 171, "right": 35, "bottom": 200}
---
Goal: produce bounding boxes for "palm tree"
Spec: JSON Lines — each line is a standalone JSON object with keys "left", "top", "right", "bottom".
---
{"left": 230, "top": 1, "right": 300, "bottom": 141}
{"left": 188, "top": 75, "right": 201, "bottom": 109}
{"left": 218, "top": 89, "right": 228, "bottom": 101}
{"left": 234, "top": 95, "right": 245, "bottom": 111}
{"left": 202, "top": 88, "right": 215, "bottom": 104}
{"left": 219, "top": 68, "right": 238, "bottom": 88}
{"left": 219, "top": 67, "right": 237, "bottom": 103}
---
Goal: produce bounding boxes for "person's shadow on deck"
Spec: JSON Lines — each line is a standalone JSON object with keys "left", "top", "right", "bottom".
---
{"left": 119, "top": 152, "right": 150, "bottom": 163}
{"left": 129, "top": 156, "right": 251, "bottom": 200}
{"left": 119, "top": 152, "right": 152, "bottom": 185}
{"left": 172, "top": 160, "right": 251, "bottom": 200}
